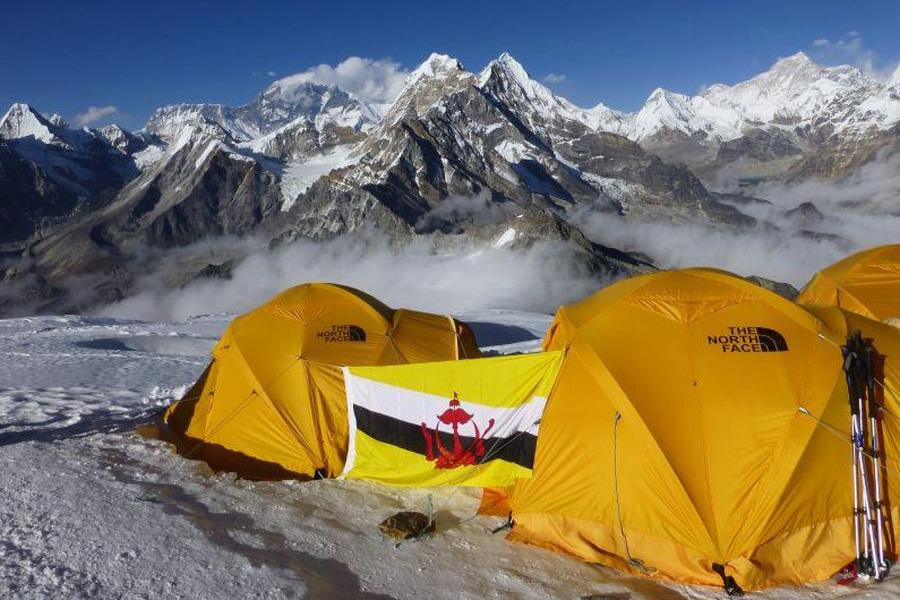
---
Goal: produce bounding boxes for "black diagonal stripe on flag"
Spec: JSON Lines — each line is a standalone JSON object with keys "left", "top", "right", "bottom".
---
{"left": 353, "top": 405, "right": 538, "bottom": 469}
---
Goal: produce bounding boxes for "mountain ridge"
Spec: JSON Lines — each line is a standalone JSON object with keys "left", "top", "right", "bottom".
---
{"left": 0, "top": 50, "right": 896, "bottom": 315}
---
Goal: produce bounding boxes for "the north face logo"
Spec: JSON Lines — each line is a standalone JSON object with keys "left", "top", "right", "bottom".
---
{"left": 317, "top": 324, "right": 367, "bottom": 342}
{"left": 707, "top": 326, "right": 788, "bottom": 353}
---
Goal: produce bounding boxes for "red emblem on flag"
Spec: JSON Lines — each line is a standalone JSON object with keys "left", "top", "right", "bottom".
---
{"left": 420, "top": 392, "right": 495, "bottom": 469}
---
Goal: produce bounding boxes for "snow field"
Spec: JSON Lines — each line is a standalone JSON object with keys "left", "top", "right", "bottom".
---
{"left": 0, "top": 312, "right": 898, "bottom": 598}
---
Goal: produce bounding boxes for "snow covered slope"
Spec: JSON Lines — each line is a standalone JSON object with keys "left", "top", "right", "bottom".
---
{"left": 2, "top": 310, "right": 898, "bottom": 598}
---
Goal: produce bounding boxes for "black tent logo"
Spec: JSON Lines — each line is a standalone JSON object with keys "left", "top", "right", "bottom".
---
{"left": 707, "top": 326, "right": 788, "bottom": 353}
{"left": 317, "top": 324, "right": 367, "bottom": 342}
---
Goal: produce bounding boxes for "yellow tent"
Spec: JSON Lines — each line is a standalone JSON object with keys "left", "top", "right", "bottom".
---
{"left": 506, "top": 268, "right": 900, "bottom": 590}
{"left": 796, "top": 244, "right": 900, "bottom": 322}
{"left": 163, "top": 283, "right": 479, "bottom": 479}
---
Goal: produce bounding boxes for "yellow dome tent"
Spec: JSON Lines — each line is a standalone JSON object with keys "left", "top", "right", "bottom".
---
{"left": 796, "top": 244, "right": 900, "bottom": 322}
{"left": 163, "top": 283, "right": 479, "bottom": 479}
{"left": 505, "top": 269, "right": 900, "bottom": 590}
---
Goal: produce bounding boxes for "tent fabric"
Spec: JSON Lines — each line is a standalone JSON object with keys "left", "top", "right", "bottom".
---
{"left": 506, "top": 268, "right": 900, "bottom": 590}
{"left": 340, "top": 352, "right": 563, "bottom": 488}
{"left": 796, "top": 244, "right": 900, "bottom": 322}
{"left": 163, "top": 283, "right": 480, "bottom": 479}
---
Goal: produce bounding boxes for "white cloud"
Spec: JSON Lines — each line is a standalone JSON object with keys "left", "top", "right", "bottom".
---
{"left": 273, "top": 57, "right": 410, "bottom": 105}
{"left": 543, "top": 73, "right": 566, "bottom": 84}
{"left": 572, "top": 149, "right": 900, "bottom": 288}
{"left": 810, "top": 32, "right": 897, "bottom": 81}
{"left": 98, "top": 230, "right": 605, "bottom": 322}
{"left": 266, "top": 70, "right": 277, "bottom": 77}
{"left": 73, "top": 105, "right": 119, "bottom": 127}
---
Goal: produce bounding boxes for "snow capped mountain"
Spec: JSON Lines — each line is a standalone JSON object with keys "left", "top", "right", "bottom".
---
{"left": 0, "top": 104, "right": 149, "bottom": 246}
{"left": 145, "top": 80, "right": 382, "bottom": 145}
{"left": 0, "top": 103, "right": 141, "bottom": 200}
{"left": 2, "top": 49, "right": 897, "bottom": 315}
{"left": 377, "top": 53, "right": 474, "bottom": 127}
{"left": 397, "top": 53, "right": 466, "bottom": 94}
{"left": 581, "top": 102, "right": 631, "bottom": 135}
{"left": 627, "top": 88, "right": 742, "bottom": 142}
{"left": 616, "top": 52, "right": 899, "bottom": 145}
{"left": 97, "top": 124, "right": 151, "bottom": 155}
{"left": 476, "top": 53, "right": 617, "bottom": 141}
{"left": 701, "top": 53, "right": 883, "bottom": 132}
{"left": 0, "top": 103, "right": 73, "bottom": 147}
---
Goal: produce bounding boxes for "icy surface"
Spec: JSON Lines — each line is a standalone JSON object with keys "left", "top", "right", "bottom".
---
{"left": 1, "top": 311, "right": 898, "bottom": 599}
{"left": 492, "top": 228, "right": 518, "bottom": 249}
{"left": 279, "top": 146, "right": 358, "bottom": 211}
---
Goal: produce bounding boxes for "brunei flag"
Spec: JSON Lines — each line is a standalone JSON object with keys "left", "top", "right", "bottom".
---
{"left": 340, "top": 351, "right": 563, "bottom": 487}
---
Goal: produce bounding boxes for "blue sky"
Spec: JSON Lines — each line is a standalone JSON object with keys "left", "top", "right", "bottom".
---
{"left": 3, "top": 0, "right": 898, "bottom": 129}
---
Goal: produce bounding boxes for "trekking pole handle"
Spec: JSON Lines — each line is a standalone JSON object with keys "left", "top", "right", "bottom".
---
{"left": 843, "top": 346, "right": 861, "bottom": 416}
{"left": 865, "top": 344, "right": 879, "bottom": 415}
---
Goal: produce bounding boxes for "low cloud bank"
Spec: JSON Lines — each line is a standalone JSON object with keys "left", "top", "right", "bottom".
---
{"left": 577, "top": 149, "right": 900, "bottom": 287}
{"left": 99, "top": 148, "right": 900, "bottom": 321}
{"left": 100, "top": 232, "right": 605, "bottom": 322}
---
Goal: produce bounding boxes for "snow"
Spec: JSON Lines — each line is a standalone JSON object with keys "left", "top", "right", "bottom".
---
{"left": 572, "top": 52, "right": 900, "bottom": 142}
{"left": 482, "top": 122, "right": 504, "bottom": 134}
{"left": 478, "top": 53, "right": 604, "bottom": 136}
{"left": 492, "top": 227, "right": 518, "bottom": 248}
{"left": 582, "top": 102, "right": 630, "bottom": 134}
{"left": 627, "top": 88, "right": 743, "bottom": 142}
{"left": 195, "top": 140, "right": 220, "bottom": 169}
{"left": 1, "top": 311, "right": 899, "bottom": 598}
{"left": 493, "top": 140, "right": 529, "bottom": 163}
{"left": 404, "top": 53, "right": 464, "bottom": 88}
{"left": 279, "top": 146, "right": 359, "bottom": 211}
{"left": 144, "top": 104, "right": 234, "bottom": 143}
{"left": 227, "top": 151, "right": 255, "bottom": 163}
{"left": 0, "top": 103, "right": 60, "bottom": 145}
{"left": 582, "top": 173, "right": 645, "bottom": 204}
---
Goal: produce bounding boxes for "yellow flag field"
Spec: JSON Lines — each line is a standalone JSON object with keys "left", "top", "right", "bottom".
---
{"left": 340, "top": 352, "right": 564, "bottom": 487}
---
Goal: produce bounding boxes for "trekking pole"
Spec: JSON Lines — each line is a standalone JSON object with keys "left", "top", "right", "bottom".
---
{"left": 843, "top": 344, "right": 863, "bottom": 574}
{"left": 855, "top": 423, "right": 882, "bottom": 578}
{"left": 850, "top": 334, "right": 881, "bottom": 578}
{"left": 864, "top": 338, "right": 889, "bottom": 576}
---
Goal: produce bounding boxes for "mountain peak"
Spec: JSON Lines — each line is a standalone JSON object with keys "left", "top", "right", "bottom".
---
{"left": 496, "top": 52, "right": 523, "bottom": 67}
{"left": 264, "top": 77, "right": 332, "bottom": 100}
{"left": 769, "top": 51, "right": 821, "bottom": 74}
{"left": 47, "top": 113, "right": 68, "bottom": 128}
{"left": 0, "top": 103, "right": 59, "bottom": 144}
{"left": 645, "top": 87, "right": 690, "bottom": 107}
{"left": 480, "top": 52, "right": 531, "bottom": 87}
{"left": 375, "top": 53, "right": 472, "bottom": 127}
{"left": 780, "top": 51, "right": 812, "bottom": 63}
{"left": 406, "top": 53, "right": 465, "bottom": 86}
{"left": 3, "top": 102, "right": 45, "bottom": 122}
{"left": 647, "top": 87, "right": 669, "bottom": 101}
